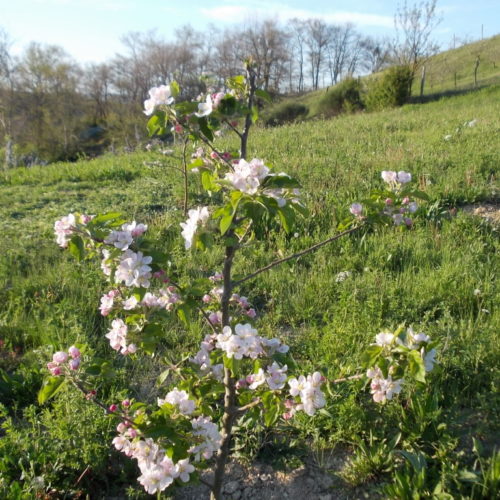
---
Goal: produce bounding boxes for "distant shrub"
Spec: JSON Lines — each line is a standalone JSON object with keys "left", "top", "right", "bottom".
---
{"left": 365, "top": 65, "right": 413, "bottom": 111}
{"left": 265, "top": 102, "right": 309, "bottom": 126}
{"left": 316, "top": 77, "right": 364, "bottom": 117}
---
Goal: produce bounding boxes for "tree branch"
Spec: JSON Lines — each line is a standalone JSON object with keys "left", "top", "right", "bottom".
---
{"left": 233, "top": 224, "right": 362, "bottom": 287}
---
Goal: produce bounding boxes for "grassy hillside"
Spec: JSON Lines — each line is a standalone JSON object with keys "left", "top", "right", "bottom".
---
{"left": 264, "top": 34, "right": 500, "bottom": 122}
{"left": 0, "top": 86, "right": 498, "bottom": 498}
{"left": 414, "top": 34, "right": 500, "bottom": 95}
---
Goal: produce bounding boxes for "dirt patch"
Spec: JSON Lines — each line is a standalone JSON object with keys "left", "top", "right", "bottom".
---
{"left": 461, "top": 203, "right": 500, "bottom": 225}
{"left": 174, "top": 450, "right": 380, "bottom": 500}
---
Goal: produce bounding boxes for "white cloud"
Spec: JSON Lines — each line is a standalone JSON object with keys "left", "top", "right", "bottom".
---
{"left": 200, "top": 3, "right": 393, "bottom": 28}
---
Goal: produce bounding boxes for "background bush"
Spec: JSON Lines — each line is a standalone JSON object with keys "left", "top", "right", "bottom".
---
{"left": 315, "top": 77, "right": 364, "bottom": 117}
{"left": 365, "top": 65, "right": 414, "bottom": 111}
{"left": 265, "top": 102, "right": 309, "bottom": 126}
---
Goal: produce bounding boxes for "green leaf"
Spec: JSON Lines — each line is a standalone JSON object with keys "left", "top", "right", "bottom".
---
{"left": 170, "top": 81, "right": 180, "bottom": 97}
{"left": 277, "top": 205, "right": 296, "bottom": 234}
{"left": 198, "top": 117, "right": 214, "bottom": 141}
{"left": 89, "top": 212, "right": 124, "bottom": 224}
{"left": 175, "top": 101, "right": 199, "bottom": 115}
{"left": 189, "top": 158, "right": 204, "bottom": 170}
{"left": 255, "top": 89, "right": 272, "bottom": 102}
{"left": 251, "top": 106, "right": 259, "bottom": 123}
{"left": 407, "top": 349, "right": 426, "bottom": 383}
{"left": 147, "top": 112, "right": 167, "bottom": 137}
{"left": 227, "top": 75, "right": 245, "bottom": 91}
{"left": 263, "top": 175, "right": 301, "bottom": 189}
{"left": 201, "top": 170, "right": 215, "bottom": 191}
{"left": 68, "top": 235, "right": 85, "bottom": 261}
{"left": 361, "top": 345, "right": 383, "bottom": 367}
{"left": 38, "top": 376, "right": 65, "bottom": 404}
{"left": 458, "top": 470, "right": 479, "bottom": 482}
{"left": 220, "top": 214, "right": 234, "bottom": 235}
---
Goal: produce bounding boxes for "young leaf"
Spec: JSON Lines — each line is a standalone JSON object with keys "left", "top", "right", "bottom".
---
{"left": 68, "top": 235, "right": 85, "bottom": 261}
{"left": 220, "top": 214, "right": 234, "bottom": 236}
{"left": 38, "top": 376, "right": 65, "bottom": 404}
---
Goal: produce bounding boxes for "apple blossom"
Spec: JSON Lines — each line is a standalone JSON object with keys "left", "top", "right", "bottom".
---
{"left": 180, "top": 206, "right": 210, "bottom": 250}
{"left": 224, "top": 158, "right": 270, "bottom": 194}
{"left": 158, "top": 388, "right": 196, "bottom": 415}
{"left": 143, "top": 84, "right": 174, "bottom": 115}
{"left": 115, "top": 250, "right": 152, "bottom": 288}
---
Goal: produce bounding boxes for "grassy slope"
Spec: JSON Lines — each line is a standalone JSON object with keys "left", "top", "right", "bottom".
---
{"left": 265, "top": 34, "right": 500, "bottom": 121}
{"left": 414, "top": 34, "right": 500, "bottom": 95}
{"left": 0, "top": 86, "right": 498, "bottom": 496}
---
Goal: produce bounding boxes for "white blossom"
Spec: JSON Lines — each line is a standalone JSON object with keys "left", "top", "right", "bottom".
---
{"left": 158, "top": 388, "right": 196, "bottom": 415}
{"left": 144, "top": 84, "right": 174, "bottom": 115}
{"left": 224, "top": 158, "right": 270, "bottom": 194}
{"left": 180, "top": 206, "right": 210, "bottom": 250}
{"left": 115, "top": 250, "right": 152, "bottom": 288}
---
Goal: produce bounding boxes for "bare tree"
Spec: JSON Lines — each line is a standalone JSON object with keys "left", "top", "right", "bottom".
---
{"left": 288, "top": 19, "right": 308, "bottom": 93}
{"left": 393, "top": 0, "right": 442, "bottom": 92}
{"left": 305, "top": 19, "right": 331, "bottom": 90}
{"left": 359, "top": 36, "right": 391, "bottom": 73}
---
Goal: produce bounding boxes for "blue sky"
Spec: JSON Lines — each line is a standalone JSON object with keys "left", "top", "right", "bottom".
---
{"left": 1, "top": 0, "right": 499, "bottom": 63}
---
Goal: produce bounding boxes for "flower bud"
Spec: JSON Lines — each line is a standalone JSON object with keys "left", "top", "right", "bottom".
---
{"left": 109, "top": 404, "right": 118, "bottom": 413}
{"left": 53, "top": 351, "right": 68, "bottom": 364}
{"left": 122, "top": 399, "right": 131, "bottom": 407}
{"left": 68, "top": 346, "right": 80, "bottom": 359}
{"left": 116, "top": 422, "right": 127, "bottom": 433}
{"left": 68, "top": 358, "right": 80, "bottom": 370}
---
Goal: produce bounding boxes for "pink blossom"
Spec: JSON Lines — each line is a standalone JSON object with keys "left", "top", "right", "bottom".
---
{"left": 68, "top": 345, "right": 80, "bottom": 359}
{"left": 53, "top": 351, "right": 68, "bottom": 364}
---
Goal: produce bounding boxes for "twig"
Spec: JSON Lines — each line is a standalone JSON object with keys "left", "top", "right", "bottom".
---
{"left": 75, "top": 465, "right": 90, "bottom": 485}
{"left": 223, "top": 118, "right": 243, "bottom": 139}
{"left": 330, "top": 374, "right": 363, "bottom": 384}
{"left": 233, "top": 225, "right": 361, "bottom": 287}
{"left": 235, "top": 398, "right": 262, "bottom": 415}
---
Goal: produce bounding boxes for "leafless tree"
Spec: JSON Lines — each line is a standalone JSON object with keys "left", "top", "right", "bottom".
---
{"left": 305, "top": 19, "right": 331, "bottom": 90}
{"left": 393, "top": 0, "right": 442, "bottom": 91}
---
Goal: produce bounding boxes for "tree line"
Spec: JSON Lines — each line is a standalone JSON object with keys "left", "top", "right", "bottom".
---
{"left": 0, "top": 1, "right": 442, "bottom": 165}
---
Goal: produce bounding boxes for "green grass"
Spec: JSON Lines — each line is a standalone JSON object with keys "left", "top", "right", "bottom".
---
{"left": 0, "top": 84, "right": 499, "bottom": 498}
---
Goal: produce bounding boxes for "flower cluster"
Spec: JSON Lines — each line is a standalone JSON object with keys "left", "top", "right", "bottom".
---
{"left": 367, "top": 366, "right": 403, "bottom": 403}
{"left": 366, "top": 327, "right": 437, "bottom": 403}
{"left": 113, "top": 432, "right": 194, "bottom": 495}
{"left": 216, "top": 323, "right": 288, "bottom": 360}
{"left": 144, "top": 84, "right": 175, "bottom": 116}
{"left": 190, "top": 333, "right": 224, "bottom": 380}
{"left": 158, "top": 388, "right": 196, "bottom": 416}
{"left": 224, "top": 158, "right": 270, "bottom": 195}
{"left": 104, "top": 221, "right": 147, "bottom": 251}
{"left": 47, "top": 346, "right": 81, "bottom": 375}
{"left": 382, "top": 196, "right": 418, "bottom": 227}
{"left": 381, "top": 170, "right": 412, "bottom": 187}
{"left": 203, "top": 290, "right": 257, "bottom": 323}
{"left": 188, "top": 416, "right": 222, "bottom": 462}
{"left": 115, "top": 250, "right": 153, "bottom": 288}
{"left": 180, "top": 206, "right": 210, "bottom": 250}
{"left": 105, "top": 318, "right": 137, "bottom": 355}
{"left": 349, "top": 170, "right": 422, "bottom": 227}
{"left": 288, "top": 372, "right": 326, "bottom": 416}
{"left": 54, "top": 213, "right": 92, "bottom": 248}
{"left": 244, "top": 361, "right": 288, "bottom": 391}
